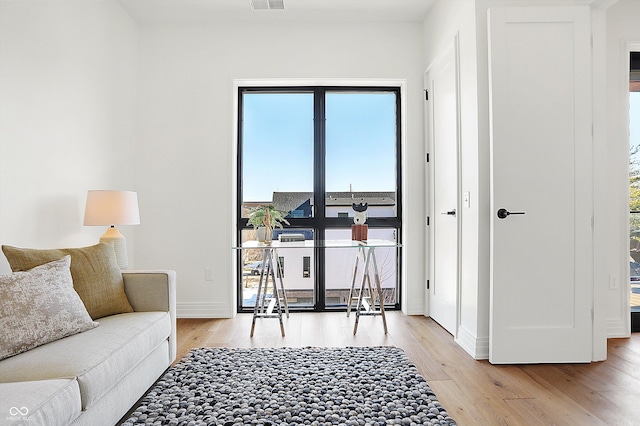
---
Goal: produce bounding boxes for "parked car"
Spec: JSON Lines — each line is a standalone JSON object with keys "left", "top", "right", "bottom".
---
{"left": 244, "top": 261, "right": 268, "bottom": 275}
{"left": 631, "top": 260, "right": 640, "bottom": 281}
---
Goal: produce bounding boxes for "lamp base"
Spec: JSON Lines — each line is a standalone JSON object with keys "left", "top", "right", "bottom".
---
{"left": 352, "top": 224, "right": 368, "bottom": 241}
{"left": 100, "top": 226, "right": 129, "bottom": 269}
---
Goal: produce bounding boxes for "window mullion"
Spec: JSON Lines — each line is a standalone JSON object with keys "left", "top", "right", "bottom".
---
{"left": 314, "top": 88, "right": 326, "bottom": 222}
{"left": 314, "top": 88, "right": 326, "bottom": 310}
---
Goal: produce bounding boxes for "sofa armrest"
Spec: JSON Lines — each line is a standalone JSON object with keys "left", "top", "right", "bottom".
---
{"left": 123, "top": 270, "right": 175, "bottom": 312}
{"left": 122, "top": 270, "right": 177, "bottom": 363}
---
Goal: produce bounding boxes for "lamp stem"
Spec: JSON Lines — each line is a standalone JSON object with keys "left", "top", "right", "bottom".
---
{"left": 100, "top": 226, "right": 128, "bottom": 269}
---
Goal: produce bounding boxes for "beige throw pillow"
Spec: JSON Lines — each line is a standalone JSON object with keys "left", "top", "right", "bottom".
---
{"left": 0, "top": 256, "right": 99, "bottom": 360}
{"left": 2, "top": 243, "right": 133, "bottom": 319}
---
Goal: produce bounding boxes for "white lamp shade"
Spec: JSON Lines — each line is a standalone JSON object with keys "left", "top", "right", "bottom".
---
{"left": 83, "top": 190, "right": 140, "bottom": 226}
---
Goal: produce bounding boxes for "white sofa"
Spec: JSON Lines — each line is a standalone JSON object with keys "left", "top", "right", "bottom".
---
{"left": 0, "top": 270, "right": 176, "bottom": 426}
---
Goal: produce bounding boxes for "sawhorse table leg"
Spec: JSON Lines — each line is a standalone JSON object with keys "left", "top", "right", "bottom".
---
{"left": 353, "top": 246, "right": 388, "bottom": 335}
{"left": 250, "top": 247, "right": 288, "bottom": 337}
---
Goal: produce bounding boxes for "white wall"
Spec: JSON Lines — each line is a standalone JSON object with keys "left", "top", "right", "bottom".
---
{"left": 423, "top": 0, "right": 486, "bottom": 358}
{"left": 0, "top": 0, "right": 138, "bottom": 273}
{"left": 474, "top": 0, "right": 636, "bottom": 354}
{"left": 423, "top": 0, "right": 636, "bottom": 360}
{"left": 134, "top": 21, "right": 426, "bottom": 317}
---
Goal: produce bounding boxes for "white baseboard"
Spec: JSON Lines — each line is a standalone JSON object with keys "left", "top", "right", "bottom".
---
{"left": 607, "top": 317, "right": 630, "bottom": 338}
{"left": 455, "top": 325, "right": 489, "bottom": 360}
{"left": 453, "top": 319, "right": 625, "bottom": 360}
{"left": 177, "top": 302, "right": 235, "bottom": 318}
{"left": 404, "top": 299, "right": 425, "bottom": 316}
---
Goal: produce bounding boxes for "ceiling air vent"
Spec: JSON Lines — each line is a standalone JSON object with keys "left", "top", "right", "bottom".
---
{"left": 251, "top": 0, "right": 285, "bottom": 10}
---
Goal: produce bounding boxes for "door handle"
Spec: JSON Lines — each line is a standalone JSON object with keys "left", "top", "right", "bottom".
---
{"left": 441, "top": 209, "right": 456, "bottom": 216}
{"left": 497, "top": 208, "right": 525, "bottom": 219}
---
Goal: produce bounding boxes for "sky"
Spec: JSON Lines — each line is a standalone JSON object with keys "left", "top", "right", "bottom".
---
{"left": 241, "top": 92, "right": 397, "bottom": 202}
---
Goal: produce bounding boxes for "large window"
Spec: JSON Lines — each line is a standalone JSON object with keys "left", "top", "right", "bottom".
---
{"left": 237, "top": 86, "right": 402, "bottom": 312}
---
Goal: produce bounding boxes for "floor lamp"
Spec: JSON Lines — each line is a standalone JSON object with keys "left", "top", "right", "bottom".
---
{"left": 83, "top": 190, "right": 140, "bottom": 269}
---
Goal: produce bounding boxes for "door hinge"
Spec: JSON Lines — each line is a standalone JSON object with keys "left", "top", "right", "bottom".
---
{"left": 426, "top": 216, "right": 430, "bottom": 226}
{"left": 427, "top": 279, "right": 430, "bottom": 290}
{"left": 426, "top": 153, "right": 430, "bottom": 163}
{"left": 424, "top": 89, "right": 429, "bottom": 101}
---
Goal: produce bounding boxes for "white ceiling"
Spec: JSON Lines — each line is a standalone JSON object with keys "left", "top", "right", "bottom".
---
{"left": 117, "top": 0, "right": 436, "bottom": 24}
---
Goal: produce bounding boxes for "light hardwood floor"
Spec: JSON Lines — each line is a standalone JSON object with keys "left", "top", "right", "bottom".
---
{"left": 176, "top": 312, "right": 640, "bottom": 426}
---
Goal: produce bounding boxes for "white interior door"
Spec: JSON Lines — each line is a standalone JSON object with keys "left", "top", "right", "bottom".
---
{"left": 426, "top": 37, "right": 460, "bottom": 336}
{"left": 488, "top": 6, "right": 593, "bottom": 363}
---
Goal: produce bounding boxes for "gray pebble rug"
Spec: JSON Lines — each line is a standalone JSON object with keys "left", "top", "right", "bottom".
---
{"left": 122, "top": 346, "right": 457, "bottom": 426}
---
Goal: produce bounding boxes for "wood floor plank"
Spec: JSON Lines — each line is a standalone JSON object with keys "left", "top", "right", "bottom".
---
{"left": 523, "top": 362, "right": 640, "bottom": 425}
{"left": 428, "top": 378, "right": 531, "bottom": 426}
{"left": 424, "top": 379, "right": 504, "bottom": 425}
{"left": 384, "top": 315, "right": 452, "bottom": 381}
{"left": 175, "top": 312, "right": 640, "bottom": 426}
{"left": 611, "top": 340, "right": 640, "bottom": 380}
{"left": 504, "top": 397, "right": 606, "bottom": 426}
{"left": 299, "top": 312, "right": 327, "bottom": 347}
{"left": 595, "top": 389, "right": 640, "bottom": 426}
{"left": 510, "top": 369, "right": 606, "bottom": 425}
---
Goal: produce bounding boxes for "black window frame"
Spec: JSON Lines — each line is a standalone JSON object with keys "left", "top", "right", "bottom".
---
{"left": 236, "top": 86, "right": 403, "bottom": 312}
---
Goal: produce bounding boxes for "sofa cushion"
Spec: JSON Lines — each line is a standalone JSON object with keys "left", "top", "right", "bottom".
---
{"left": 2, "top": 242, "right": 133, "bottom": 319}
{"left": 0, "top": 311, "right": 171, "bottom": 410}
{"left": 0, "top": 379, "right": 81, "bottom": 426}
{"left": 68, "top": 343, "right": 170, "bottom": 426}
{"left": 0, "top": 256, "right": 98, "bottom": 360}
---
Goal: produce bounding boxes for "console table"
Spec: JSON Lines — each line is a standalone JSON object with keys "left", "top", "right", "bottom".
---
{"left": 233, "top": 239, "right": 401, "bottom": 337}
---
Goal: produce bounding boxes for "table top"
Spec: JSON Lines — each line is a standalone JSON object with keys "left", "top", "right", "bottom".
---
{"left": 232, "top": 239, "right": 401, "bottom": 250}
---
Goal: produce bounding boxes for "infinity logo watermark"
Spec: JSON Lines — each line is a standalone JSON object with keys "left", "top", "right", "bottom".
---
{"left": 7, "top": 407, "right": 31, "bottom": 422}
{"left": 9, "top": 407, "right": 28, "bottom": 416}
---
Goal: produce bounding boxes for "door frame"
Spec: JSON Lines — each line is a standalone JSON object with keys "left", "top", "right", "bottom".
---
{"left": 627, "top": 42, "right": 640, "bottom": 333}
{"left": 233, "top": 80, "right": 407, "bottom": 313}
{"left": 424, "top": 34, "right": 463, "bottom": 336}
